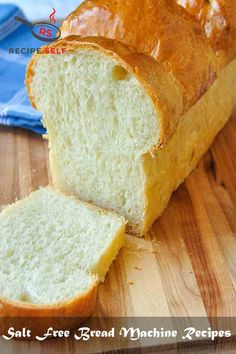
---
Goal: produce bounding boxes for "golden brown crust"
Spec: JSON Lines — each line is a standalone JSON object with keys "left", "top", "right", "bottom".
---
{"left": 60, "top": 0, "right": 218, "bottom": 110}
{"left": 177, "top": 0, "right": 236, "bottom": 63}
{"left": 0, "top": 281, "right": 97, "bottom": 337}
{"left": 26, "top": 36, "right": 184, "bottom": 148}
{"left": 143, "top": 57, "right": 236, "bottom": 234}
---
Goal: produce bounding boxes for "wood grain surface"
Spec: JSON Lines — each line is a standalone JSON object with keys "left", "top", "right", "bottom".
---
{"left": 0, "top": 112, "right": 236, "bottom": 353}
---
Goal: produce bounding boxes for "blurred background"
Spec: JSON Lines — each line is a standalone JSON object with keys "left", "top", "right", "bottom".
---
{"left": 0, "top": 0, "right": 82, "bottom": 21}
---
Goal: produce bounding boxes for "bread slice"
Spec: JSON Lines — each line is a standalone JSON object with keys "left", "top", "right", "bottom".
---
{"left": 0, "top": 187, "right": 125, "bottom": 333}
{"left": 26, "top": 37, "right": 236, "bottom": 235}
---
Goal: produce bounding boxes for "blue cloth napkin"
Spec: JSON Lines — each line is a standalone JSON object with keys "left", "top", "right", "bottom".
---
{"left": 0, "top": 4, "right": 45, "bottom": 134}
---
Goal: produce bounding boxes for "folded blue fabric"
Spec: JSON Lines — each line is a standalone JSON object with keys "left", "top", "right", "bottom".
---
{"left": 0, "top": 4, "right": 45, "bottom": 134}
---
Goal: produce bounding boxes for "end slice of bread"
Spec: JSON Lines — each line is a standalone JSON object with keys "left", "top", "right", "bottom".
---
{"left": 0, "top": 187, "right": 125, "bottom": 333}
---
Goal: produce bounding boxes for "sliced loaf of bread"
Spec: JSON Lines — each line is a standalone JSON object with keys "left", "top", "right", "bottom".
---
{"left": 0, "top": 187, "right": 125, "bottom": 332}
{"left": 26, "top": 36, "right": 236, "bottom": 235}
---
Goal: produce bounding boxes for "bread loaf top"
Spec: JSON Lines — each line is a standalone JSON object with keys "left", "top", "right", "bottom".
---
{"left": 177, "top": 0, "right": 236, "bottom": 63}
{"left": 60, "top": 0, "right": 219, "bottom": 111}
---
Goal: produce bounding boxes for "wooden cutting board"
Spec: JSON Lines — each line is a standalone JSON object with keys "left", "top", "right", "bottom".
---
{"left": 0, "top": 112, "right": 236, "bottom": 353}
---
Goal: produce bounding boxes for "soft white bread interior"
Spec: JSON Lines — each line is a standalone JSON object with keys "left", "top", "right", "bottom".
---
{"left": 26, "top": 38, "right": 236, "bottom": 236}
{"left": 0, "top": 187, "right": 125, "bottom": 307}
{"left": 26, "top": 38, "right": 182, "bottom": 236}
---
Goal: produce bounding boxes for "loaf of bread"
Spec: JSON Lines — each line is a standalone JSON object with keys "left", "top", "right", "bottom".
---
{"left": 0, "top": 187, "right": 125, "bottom": 333}
{"left": 26, "top": 0, "right": 236, "bottom": 235}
